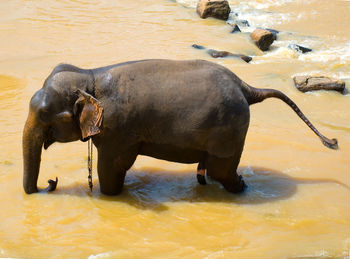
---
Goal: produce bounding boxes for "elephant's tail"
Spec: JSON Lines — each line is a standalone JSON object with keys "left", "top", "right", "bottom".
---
{"left": 243, "top": 84, "right": 338, "bottom": 150}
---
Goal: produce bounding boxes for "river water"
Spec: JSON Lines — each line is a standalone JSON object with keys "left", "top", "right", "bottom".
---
{"left": 0, "top": 0, "right": 350, "bottom": 258}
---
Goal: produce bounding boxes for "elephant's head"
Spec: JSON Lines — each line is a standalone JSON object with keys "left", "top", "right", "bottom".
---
{"left": 22, "top": 65, "right": 103, "bottom": 194}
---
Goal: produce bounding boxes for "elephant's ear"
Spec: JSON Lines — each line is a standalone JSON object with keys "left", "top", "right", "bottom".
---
{"left": 74, "top": 89, "right": 103, "bottom": 141}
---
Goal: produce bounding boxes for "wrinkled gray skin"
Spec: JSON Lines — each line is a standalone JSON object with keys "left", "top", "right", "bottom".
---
{"left": 23, "top": 59, "right": 338, "bottom": 195}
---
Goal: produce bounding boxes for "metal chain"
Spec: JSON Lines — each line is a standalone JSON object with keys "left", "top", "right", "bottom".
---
{"left": 88, "top": 138, "right": 93, "bottom": 191}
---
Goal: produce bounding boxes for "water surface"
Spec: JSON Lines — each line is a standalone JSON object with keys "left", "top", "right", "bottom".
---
{"left": 0, "top": 0, "right": 349, "bottom": 258}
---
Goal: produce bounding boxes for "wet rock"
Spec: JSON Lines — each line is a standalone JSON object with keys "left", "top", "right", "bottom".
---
{"left": 260, "top": 28, "right": 279, "bottom": 40}
{"left": 191, "top": 44, "right": 252, "bottom": 63}
{"left": 293, "top": 76, "right": 345, "bottom": 93}
{"left": 227, "top": 19, "right": 249, "bottom": 29}
{"left": 192, "top": 44, "right": 206, "bottom": 50}
{"left": 288, "top": 44, "right": 312, "bottom": 53}
{"left": 250, "top": 29, "right": 275, "bottom": 51}
{"left": 265, "top": 28, "right": 280, "bottom": 35}
{"left": 196, "top": 0, "right": 231, "bottom": 20}
{"left": 230, "top": 23, "right": 241, "bottom": 33}
{"left": 236, "top": 19, "right": 250, "bottom": 27}
{"left": 207, "top": 49, "right": 252, "bottom": 63}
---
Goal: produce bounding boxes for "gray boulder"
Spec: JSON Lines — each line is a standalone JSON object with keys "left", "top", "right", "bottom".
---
{"left": 293, "top": 76, "right": 345, "bottom": 93}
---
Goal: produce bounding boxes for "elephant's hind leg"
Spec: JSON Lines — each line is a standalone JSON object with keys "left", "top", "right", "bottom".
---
{"left": 197, "top": 161, "right": 207, "bottom": 185}
{"left": 206, "top": 152, "right": 246, "bottom": 193}
{"left": 97, "top": 145, "right": 138, "bottom": 195}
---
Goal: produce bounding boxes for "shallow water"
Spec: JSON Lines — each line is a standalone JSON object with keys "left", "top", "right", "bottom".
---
{"left": 0, "top": 0, "right": 350, "bottom": 258}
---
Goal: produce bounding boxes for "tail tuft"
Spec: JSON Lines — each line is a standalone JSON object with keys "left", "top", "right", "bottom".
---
{"left": 322, "top": 138, "right": 338, "bottom": 150}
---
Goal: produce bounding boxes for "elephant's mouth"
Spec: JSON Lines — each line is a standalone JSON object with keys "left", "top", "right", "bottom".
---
{"left": 44, "top": 138, "right": 54, "bottom": 150}
{"left": 80, "top": 136, "right": 90, "bottom": 142}
{"left": 43, "top": 127, "right": 54, "bottom": 150}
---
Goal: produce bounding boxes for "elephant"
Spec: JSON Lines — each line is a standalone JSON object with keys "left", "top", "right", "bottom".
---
{"left": 22, "top": 59, "right": 338, "bottom": 195}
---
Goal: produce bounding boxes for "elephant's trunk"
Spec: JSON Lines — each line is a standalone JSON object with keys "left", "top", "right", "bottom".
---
{"left": 22, "top": 112, "right": 44, "bottom": 193}
{"left": 22, "top": 113, "right": 57, "bottom": 194}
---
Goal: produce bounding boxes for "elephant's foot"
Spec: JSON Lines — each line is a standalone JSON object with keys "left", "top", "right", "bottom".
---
{"left": 222, "top": 175, "right": 247, "bottom": 193}
{"left": 205, "top": 152, "right": 246, "bottom": 193}
{"left": 99, "top": 170, "right": 126, "bottom": 196}
{"left": 100, "top": 185, "right": 124, "bottom": 196}
{"left": 196, "top": 169, "right": 207, "bottom": 185}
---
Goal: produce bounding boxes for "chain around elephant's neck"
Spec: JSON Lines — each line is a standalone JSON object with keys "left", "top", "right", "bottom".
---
{"left": 88, "top": 138, "right": 93, "bottom": 191}
{"left": 87, "top": 69, "right": 96, "bottom": 192}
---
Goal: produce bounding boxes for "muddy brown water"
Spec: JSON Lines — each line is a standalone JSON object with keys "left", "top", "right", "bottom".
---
{"left": 0, "top": 0, "right": 350, "bottom": 258}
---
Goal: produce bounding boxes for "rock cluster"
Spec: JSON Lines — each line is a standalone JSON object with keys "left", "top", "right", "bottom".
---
{"left": 196, "top": 0, "right": 231, "bottom": 20}
{"left": 194, "top": 0, "right": 346, "bottom": 93}
{"left": 293, "top": 76, "right": 345, "bottom": 93}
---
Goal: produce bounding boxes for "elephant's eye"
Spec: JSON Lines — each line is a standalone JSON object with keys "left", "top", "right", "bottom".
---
{"left": 57, "top": 111, "right": 73, "bottom": 122}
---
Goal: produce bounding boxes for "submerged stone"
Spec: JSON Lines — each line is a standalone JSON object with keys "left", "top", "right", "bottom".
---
{"left": 236, "top": 19, "right": 250, "bottom": 27}
{"left": 207, "top": 49, "right": 252, "bottom": 63}
{"left": 230, "top": 23, "right": 241, "bottom": 33}
{"left": 192, "top": 44, "right": 206, "bottom": 50}
{"left": 293, "top": 76, "right": 345, "bottom": 93}
{"left": 288, "top": 44, "right": 312, "bottom": 53}
{"left": 191, "top": 44, "right": 252, "bottom": 63}
{"left": 196, "top": 0, "right": 231, "bottom": 20}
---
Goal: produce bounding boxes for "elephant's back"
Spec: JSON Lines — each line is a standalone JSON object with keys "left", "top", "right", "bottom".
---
{"left": 102, "top": 59, "right": 246, "bottom": 109}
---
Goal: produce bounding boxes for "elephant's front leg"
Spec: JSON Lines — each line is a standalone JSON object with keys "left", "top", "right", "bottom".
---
{"left": 97, "top": 145, "right": 138, "bottom": 195}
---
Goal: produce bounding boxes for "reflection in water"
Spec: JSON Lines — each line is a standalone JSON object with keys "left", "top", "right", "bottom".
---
{"left": 0, "top": 0, "right": 350, "bottom": 258}
{"left": 108, "top": 167, "right": 297, "bottom": 208}
{"left": 54, "top": 167, "right": 349, "bottom": 212}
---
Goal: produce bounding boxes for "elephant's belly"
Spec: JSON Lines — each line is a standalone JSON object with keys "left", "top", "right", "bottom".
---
{"left": 139, "top": 143, "right": 205, "bottom": 164}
